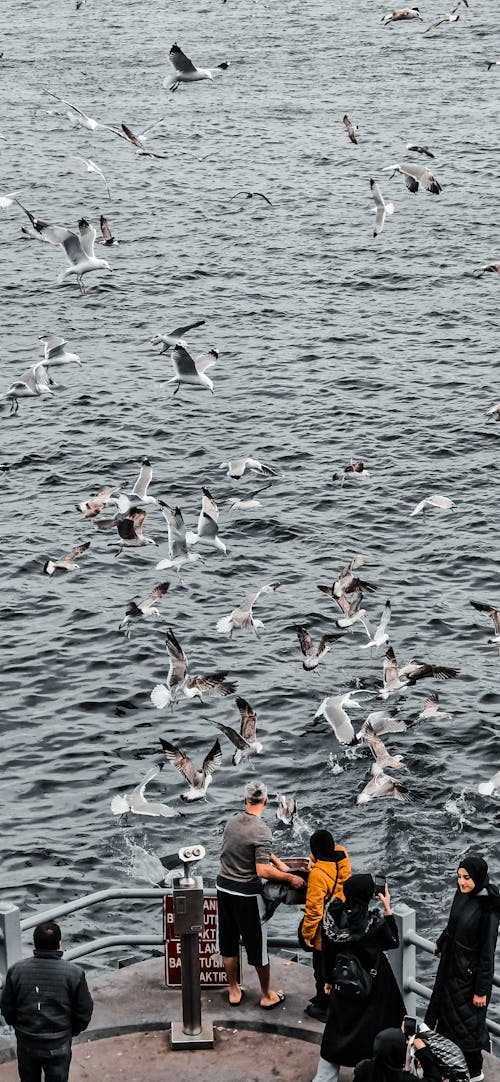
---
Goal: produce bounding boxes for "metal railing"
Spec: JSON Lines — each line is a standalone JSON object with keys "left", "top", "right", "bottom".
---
{"left": 0, "top": 892, "right": 499, "bottom": 1039}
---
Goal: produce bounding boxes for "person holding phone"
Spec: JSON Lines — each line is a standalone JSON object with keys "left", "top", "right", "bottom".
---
{"left": 310, "top": 874, "right": 406, "bottom": 1082}
{"left": 424, "top": 853, "right": 500, "bottom": 1082}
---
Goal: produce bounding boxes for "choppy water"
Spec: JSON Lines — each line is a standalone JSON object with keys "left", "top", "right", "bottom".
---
{"left": 1, "top": 0, "right": 499, "bottom": 1011}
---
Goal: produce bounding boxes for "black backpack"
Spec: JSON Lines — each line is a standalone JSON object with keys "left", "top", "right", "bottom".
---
{"left": 332, "top": 952, "right": 376, "bottom": 1000}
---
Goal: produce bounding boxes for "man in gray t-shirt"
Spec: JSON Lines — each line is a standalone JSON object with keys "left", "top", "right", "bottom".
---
{"left": 217, "top": 779, "right": 305, "bottom": 1009}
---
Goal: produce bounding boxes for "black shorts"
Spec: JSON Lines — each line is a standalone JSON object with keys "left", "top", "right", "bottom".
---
{"left": 217, "top": 889, "right": 268, "bottom": 967}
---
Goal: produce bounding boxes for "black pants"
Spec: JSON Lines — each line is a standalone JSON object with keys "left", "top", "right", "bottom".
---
{"left": 312, "top": 949, "right": 328, "bottom": 1007}
{"left": 463, "top": 1049, "right": 482, "bottom": 1078}
{"left": 16, "top": 1038, "right": 72, "bottom": 1082}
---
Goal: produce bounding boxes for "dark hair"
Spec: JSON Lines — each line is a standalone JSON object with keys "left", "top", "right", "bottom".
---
{"left": 310, "top": 829, "right": 337, "bottom": 861}
{"left": 33, "top": 921, "right": 62, "bottom": 950}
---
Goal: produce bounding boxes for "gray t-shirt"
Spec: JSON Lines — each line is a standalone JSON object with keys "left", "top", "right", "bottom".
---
{"left": 217, "top": 811, "right": 272, "bottom": 895}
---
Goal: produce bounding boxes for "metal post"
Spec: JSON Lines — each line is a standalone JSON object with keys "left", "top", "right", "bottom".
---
{"left": 391, "top": 902, "right": 417, "bottom": 1017}
{"left": 0, "top": 903, "right": 23, "bottom": 978}
{"left": 170, "top": 845, "right": 214, "bottom": 1051}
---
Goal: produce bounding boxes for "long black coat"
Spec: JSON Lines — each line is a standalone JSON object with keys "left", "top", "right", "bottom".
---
{"left": 320, "top": 913, "right": 406, "bottom": 1066}
{"left": 425, "top": 888, "right": 500, "bottom": 1052}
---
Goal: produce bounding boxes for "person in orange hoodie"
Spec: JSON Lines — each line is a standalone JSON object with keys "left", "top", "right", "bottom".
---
{"left": 301, "top": 829, "right": 351, "bottom": 1021}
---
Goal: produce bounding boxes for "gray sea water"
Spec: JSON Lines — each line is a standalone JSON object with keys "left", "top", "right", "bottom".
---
{"left": 1, "top": 0, "right": 499, "bottom": 1009}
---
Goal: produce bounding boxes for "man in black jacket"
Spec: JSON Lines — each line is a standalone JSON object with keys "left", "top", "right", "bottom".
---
{"left": 0, "top": 920, "right": 93, "bottom": 1082}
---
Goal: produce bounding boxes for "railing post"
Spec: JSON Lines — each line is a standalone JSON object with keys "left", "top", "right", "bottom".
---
{"left": 0, "top": 903, "right": 23, "bottom": 978}
{"left": 391, "top": 902, "right": 416, "bottom": 1017}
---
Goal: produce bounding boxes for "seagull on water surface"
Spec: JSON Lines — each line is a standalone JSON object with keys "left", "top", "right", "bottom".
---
{"left": 215, "top": 697, "right": 262, "bottom": 764}
{"left": 165, "top": 43, "right": 229, "bottom": 92}
{"left": 3, "top": 364, "right": 53, "bottom": 414}
{"left": 410, "top": 494, "right": 455, "bottom": 517}
{"left": 119, "top": 581, "right": 170, "bottom": 639}
{"left": 357, "top": 764, "right": 408, "bottom": 804}
{"left": 151, "top": 628, "right": 236, "bottom": 708}
{"left": 111, "top": 764, "right": 176, "bottom": 817}
{"left": 44, "top": 540, "right": 91, "bottom": 576}
{"left": 216, "top": 582, "right": 281, "bottom": 638}
{"left": 370, "top": 179, "right": 395, "bottom": 237}
{"left": 159, "top": 737, "right": 222, "bottom": 801}
{"left": 314, "top": 692, "right": 363, "bottom": 745}
{"left": 382, "top": 162, "right": 442, "bottom": 195}
{"left": 17, "top": 205, "right": 111, "bottom": 292}
{"left": 332, "top": 459, "right": 370, "bottom": 485}
{"left": 219, "top": 456, "right": 278, "bottom": 479}
{"left": 295, "top": 626, "right": 341, "bottom": 670}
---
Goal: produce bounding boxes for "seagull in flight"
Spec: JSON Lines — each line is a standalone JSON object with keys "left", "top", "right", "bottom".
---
{"left": 215, "top": 697, "right": 263, "bottom": 764}
{"left": 424, "top": 1, "right": 464, "bottom": 31}
{"left": 357, "top": 765, "right": 408, "bottom": 804}
{"left": 165, "top": 43, "right": 229, "bottom": 92}
{"left": 296, "top": 626, "right": 341, "bottom": 670}
{"left": 406, "top": 143, "right": 434, "bottom": 158}
{"left": 478, "top": 770, "right": 500, "bottom": 797}
{"left": 417, "top": 692, "right": 453, "bottom": 720}
{"left": 120, "top": 123, "right": 167, "bottom": 159}
{"left": 119, "top": 581, "right": 170, "bottom": 639}
{"left": 185, "top": 487, "right": 227, "bottom": 555}
{"left": 331, "top": 554, "right": 377, "bottom": 598}
{"left": 151, "top": 628, "right": 236, "bottom": 709}
{"left": 361, "top": 601, "right": 391, "bottom": 650}
{"left": 343, "top": 114, "right": 358, "bottom": 144}
{"left": 410, "top": 494, "right": 455, "bottom": 517}
{"left": 38, "top": 334, "right": 82, "bottom": 372}
{"left": 216, "top": 582, "right": 281, "bottom": 638}
{"left": 382, "top": 162, "right": 442, "bottom": 194}
{"left": 3, "top": 364, "right": 53, "bottom": 414}
{"left": 168, "top": 341, "right": 216, "bottom": 394}
{"left": 114, "top": 509, "right": 156, "bottom": 554}
{"left": 370, "top": 179, "right": 395, "bottom": 237}
{"left": 381, "top": 646, "right": 459, "bottom": 698}
{"left": 0, "top": 190, "right": 23, "bottom": 209}
{"left": 159, "top": 737, "right": 222, "bottom": 800}
{"left": 111, "top": 764, "right": 176, "bottom": 817}
{"left": 470, "top": 600, "right": 500, "bottom": 651}
{"left": 334, "top": 592, "right": 371, "bottom": 635}
{"left": 44, "top": 540, "right": 91, "bottom": 576}
{"left": 276, "top": 793, "right": 297, "bottom": 825}
{"left": 77, "top": 485, "right": 120, "bottom": 518}
{"left": 356, "top": 710, "right": 408, "bottom": 740}
{"left": 151, "top": 319, "right": 206, "bottom": 353}
{"left": 219, "top": 456, "right": 278, "bottom": 479}
{"left": 479, "top": 262, "right": 500, "bottom": 275}
{"left": 72, "top": 157, "right": 111, "bottom": 198}
{"left": 156, "top": 502, "right": 203, "bottom": 580}
{"left": 117, "top": 458, "right": 157, "bottom": 513}
{"left": 227, "top": 482, "right": 273, "bottom": 513}
{"left": 17, "top": 205, "right": 111, "bottom": 292}
{"left": 230, "top": 191, "right": 273, "bottom": 206}
{"left": 314, "top": 692, "right": 362, "bottom": 745}
{"left": 361, "top": 722, "right": 406, "bottom": 771}
{"left": 100, "top": 215, "right": 116, "bottom": 245}
{"left": 42, "top": 87, "right": 123, "bottom": 136}
{"left": 383, "top": 7, "right": 422, "bottom": 23}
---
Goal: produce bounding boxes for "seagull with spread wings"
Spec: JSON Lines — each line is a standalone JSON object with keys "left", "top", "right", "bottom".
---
{"left": 168, "top": 341, "right": 216, "bottom": 394}
{"left": 77, "top": 485, "right": 120, "bottom": 518}
{"left": 159, "top": 737, "right": 223, "bottom": 800}
{"left": 156, "top": 502, "right": 203, "bottom": 580}
{"left": 42, "top": 87, "right": 124, "bottom": 136}
{"left": 215, "top": 697, "right": 262, "bottom": 764}
{"left": 360, "top": 601, "right": 391, "bottom": 649}
{"left": 116, "top": 458, "right": 157, "bottom": 513}
{"left": 151, "top": 319, "right": 206, "bottom": 353}
{"left": 296, "top": 626, "right": 341, "bottom": 670}
{"left": 370, "top": 179, "right": 395, "bottom": 237}
{"left": 357, "top": 765, "right": 408, "bottom": 804}
{"left": 165, "top": 43, "right": 229, "bottom": 92}
{"left": 17, "top": 205, "right": 111, "bottom": 292}
{"left": 111, "top": 764, "right": 176, "bottom": 817}
{"left": 361, "top": 722, "right": 406, "bottom": 771}
{"left": 151, "top": 628, "right": 236, "bottom": 709}
{"left": 230, "top": 191, "right": 272, "bottom": 206}
{"left": 219, "top": 456, "right": 278, "bottom": 479}
{"left": 186, "top": 487, "right": 227, "bottom": 554}
{"left": 119, "top": 581, "right": 170, "bottom": 639}
{"left": 381, "top": 645, "right": 459, "bottom": 698}
{"left": 417, "top": 692, "right": 453, "bottom": 720}
{"left": 113, "top": 509, "right": 156, "bottom": 554}
{"left": 216, "top": 581, "right": 281, "bottom": 638}
{"left": 120, "top": 122, "right": 167, "bottom": 159}
{"left": 3, "top": 364, "right": 54, "bottom": 414}
{"left": 382, "top": 161, "right": 442, "bottom": 194}
{"left": 343, "top": 114, "right": 358, "bottom": 144}
{"left": 72, "top": 157, "right": 111, "bottom": 198}
{"left": 470, "top": 600, "right": 500, "bottom": 652}
{"left": 38, "top": 334, "right": 82, "bottom": 372}
{"left": 44, "top": 540, "right": 91, "bottom": 576}
{"left": 314, "top": 692, "right": 362, "bottom": 745}
{"left": 410, "top": 494, "right": 455, "bottom": 517}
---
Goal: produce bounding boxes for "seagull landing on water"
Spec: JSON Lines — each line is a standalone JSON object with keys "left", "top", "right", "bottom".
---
{"left": 313, "top": 692, "right": 363, "bottom": 745}
{"left": 38, "top": 334, "right": 82, "bottom": 373}
{"left": 216, "top": 582, "right": 281, "bottom": 638}
{"left": 116, "top": 458, "right": 157, "bottom": 514}
{"left": 357, "top": 764, "right": 408, "bottom": 804}
{"left": 383, "top": 7, "right": 422, "bottom": 23}
{"left": 360, "top": 601, "right": 391, "bottom": 649}
{"left": 159, "top": 737, "right": 222, "bottom": 801}
{"left": 150, "top": 628, "right": 236, "bottom": 709}
{"left": 215, "top": 697, "right": 262, "bottom": 764}
{"left": 16, "top": 205, "right": 112, "bottom": 293}
{"left": 156, "top": 502, "right": 203, "bottom": 580}
{"left": 478, "top": 770, "right": 500, "bottom": 797}
{"left": 370, "top": 179, "right": 395, "bottom": 237}
{"left": 382, "top": 162, "right": 442, "bottom": 195}
{"left": 417, "top": 692, "right": 453, "bottom": 720}
{"left": 76, "top": 485, "right": 120, "bottom": 518}
{"left": 332, "top": 459, "right": 370, "bottom": 486}
{"left": 361, "top": 722, "right": 406, "bottom": 771}
{"left": 406, "top": 143, "right": 434, "bottom": 158}
{"left": 356, "top": 710, "right": 408, "bottom": 740}
{"left": 186, "top": 487, "right": 227, "bottom": 554}
{"left": 343, "top": 115, "right": 358, "bottom": 144}
{"left": 168, "top": 341, "right": 216, "bottom": 394}
{"left": 295, "top": 626, "right": 341, "bottom": 670}
{"left": 276, "top": 793, "right": 297, "bottom": 825}
{"left": 111, "top": 764, "right": 176, "bottom": 817}
{"left": 219, "top": 456, "right": 278, "bottom": 479}
{"left": 151, "top": 320, "right": 206, "bottom": 353}
{"left": 44, "top": 540, "right": 91, "bottom": 576}
{"left": 119, "top": 581, "right": 170, "bottom": 639}
{"left": 410, "top": 494, "right": 455, "bottom": 517}
{"left": 470, "top": 600, "right": 500, "bottom": 652}
{"left": 227, "top": 482, "right": 273, "bottom": 513}
{"left": 2, "top": 364, "right": 54, "bottom": 414}
{"left": 165, "top": 43, "right": 229, "bottom": 92}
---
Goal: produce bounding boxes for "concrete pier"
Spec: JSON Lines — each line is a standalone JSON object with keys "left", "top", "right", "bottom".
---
{"left": 0, "top": 956, "right": 498, "bottom": 1081}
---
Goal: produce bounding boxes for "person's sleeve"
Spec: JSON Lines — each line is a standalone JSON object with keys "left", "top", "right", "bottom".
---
{"left": 253, "top": 821, "right": 272, "bottom": 866}
{"left": 377, "top": 913, "right": 400, "bottom": 949}
{"left": 72, "top": 972, "right": 93, "bottom": 1035}
{"left": 415, "top": 1043, "right": 445, "bottom": 1082}
{"left": 0, "top": 971, "right": 16, "bottom": 1027}
{"left": 300, "top": 869, "right": 325, "bottom": 942}
{"left": 474, "top": 908, "right": 500, "bottom": 998}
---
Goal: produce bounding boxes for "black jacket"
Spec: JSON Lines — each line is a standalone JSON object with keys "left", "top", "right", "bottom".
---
{"left": 425, "top": 887, "right": 500, "bottom": 1052}
{"left": 320, "top": 912, "right": 406, "bottom": 1066}
{"left": 0, "top": 950, "right": 93, "bottom": 1043}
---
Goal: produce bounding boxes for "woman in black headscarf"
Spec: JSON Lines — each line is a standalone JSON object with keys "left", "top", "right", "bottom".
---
{"left": 354, "top": 1028, "right": 410, "bottom": 1082}
{"left": 300, "top": 829, "right": 351, "bottom": 1020}
{"left": 311, "top": 874, "right": 406, "bottom": 1082}
{"left": 425, "top": 853, "right": 500, "bottom": 1082}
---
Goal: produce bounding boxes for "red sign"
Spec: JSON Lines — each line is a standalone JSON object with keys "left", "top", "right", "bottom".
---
{"left": 164, "top": 896, "right": 233, "bottom": 987}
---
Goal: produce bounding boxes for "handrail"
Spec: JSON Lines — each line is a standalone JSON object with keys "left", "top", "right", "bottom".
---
{"left": 20, "top": 888, "right": 171, "bottom": 931}
{"left": 64, "top": 935, "right": 165, "bottom": 962}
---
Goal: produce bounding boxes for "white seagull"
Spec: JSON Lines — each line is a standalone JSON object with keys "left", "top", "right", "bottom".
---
{"left": 276, "top": 794, "right": 297, "bottom": 825}
{"left": 356, "top": 710, "right": 408, "bottom": 740}
{"left": 410, "top": 494, "right": 455, "bottom": 517}
{"left": 42, "top": 87, "right": 123, "bottom": 136}
{"left": 72, "top": 156, "right": 111, "bottom": 198}
{"left": 424, "top": 2, "right": 463, "bottom": 31}
{"left": 470, "top": 600, "right": 500, "bottom": 651}
{"left": 361, "top": 601, "right": 391, "bottom": 649}
{"left": 117, "top": 458, "right": 157, "bottom": 513}
{"left": 186, "top": 487, "right": 227, "bottom": 555}
{"left": 110, "top": 764, "right": 176, "bottom": 817}
{"left": 382, "top": 162, "right": 442, "bottom": 195}
{"left": 151, "top": 628, "right": 236, "bottom": 709}
{"left": 417, "top": 692, "right": 453, "bottom": 720}
{"left": 0, "top": 190, "right": 23, "bottom": 209}
{"left": 151, "top": 319, "right": 206, "bottom": 353}
{"left": 227, "top": 482, "right": 273, "bottom": 513}
{"left": 18, "top": 206, "right": 111, "bottom": 293}
{"left": 38, "top": 334, "right": 82, "bottom": 372}
{"left": 156, "top": 502, "right": 203, "bottom": 579}
{"left": 159, "top": 737, "right": 223, "bottom": 801}
{"left": 215, "top": 697, "right": 263, "bottom": 765}
{"left": 168, "top": 342, "right": 216, "bottom": 394}
{"left": 370, "top": 179, "right": 395, "bottom": 237}
{"left": 314, "top": 692, "right": 362, "bottom": 745}
{"left": 216, "top": 582, "right": 281, "bottom": 638}
{"left": 383, "top": 7, "right": 422, "bottom": 23}
{"left": 334, "top": 592, "right": 371, "bottom": 635}
{"left": 357, "top": 765, "right": 408, "bottom": 804}
{"left": 219, "top": 456, "right": 278, "bottom": 479}
{"left": 361, "top": 722, "right": 406, "bottom": 771}
{"left": 478, "top": 770, "right": 500, "bottom": 797}
{"left": 119, "top": 581, "right": 170, "bottom": 639}
{"left": 3, "top": 364, "right": 54, "bottom": 414}
{"left": 165, "top": 43, "right": 229, "bottom": 92}
{"left": 44, "top": 540, "right": 91, "bottom": 576}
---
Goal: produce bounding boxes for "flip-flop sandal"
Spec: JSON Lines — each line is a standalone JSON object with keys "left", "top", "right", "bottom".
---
{"left": 228, "top": 990, "right": 245, "bottom": 1007}
{"left": 259, "top": 991, "right": 286, "bottom": 1010}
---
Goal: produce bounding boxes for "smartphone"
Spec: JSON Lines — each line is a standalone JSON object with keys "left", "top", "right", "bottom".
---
{"left": 373, "top": 874, "right": 386, "bottom": 896}
{"left": 403, "top": 1016, "right": 417, "bottom": 1038}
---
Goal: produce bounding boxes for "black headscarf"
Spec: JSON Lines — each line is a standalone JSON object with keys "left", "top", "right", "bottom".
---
{"left": 354, "top": 1029, "right": 409, "bottom": 1082}
{"left": 310, "top": 829, "right": 345, "bottom": 862}
{"left": 458, "top": 853, "right": 489, "bottom": 894}
{"left": 342, "top": 873, "right": 375, "bottom": 937}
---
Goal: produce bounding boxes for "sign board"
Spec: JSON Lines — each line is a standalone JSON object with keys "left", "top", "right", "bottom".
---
{"left": 164, "top": 895, "right": 235, "bottom": 987}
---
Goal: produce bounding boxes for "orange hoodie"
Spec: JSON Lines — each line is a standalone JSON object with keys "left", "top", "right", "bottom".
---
{"left": 300, "top": 846, "right": 351, "bottom": 950}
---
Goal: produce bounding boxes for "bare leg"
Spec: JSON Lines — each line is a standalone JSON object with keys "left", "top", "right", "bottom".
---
{"left": 255, "top": 963, "right": 282, "bottom": 1008}
{"left": 222, "top": 955, "right": 242, "bottom": 1004}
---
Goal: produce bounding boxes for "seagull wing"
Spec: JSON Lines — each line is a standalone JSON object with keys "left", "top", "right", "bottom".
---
{"left": 201, "top": 486, "right": 219, "bottom": 522}
{"left": 296, "top": 626, "right": 314, "bottom": 658}
{"left": 343, "top": 114, "right": 358, "bottom": 144}
{"left": 133, "top": 764, "right": 163, "bottom": 800}
{"left": 470, "top": 600, "right": 500, "bottom": 634}
{"left": 383, "top": 646, "right": 401, "bottom": 691}
{"left": 378, "top": 600, "right": 392, "bottom": 635}
{"left": 202, "top": 738, "right": 223, "bottom": 780}
{"left": 159, "top": 738, "right": 199, "bottom": 785}
{"left": 121, "top": 123, "right": 146, "bottom": 150}
{"left": 171, "top": 343, "right": 198, "bottom": 377}
{"left": 187, "top": 673, "right": 236, "bottom": 697}
{"left": 215, "top": 722, "right": 247, "bottom": 750}
{"left": 39, "top": 225, "right": 85, "bottom": 265}
{"left": 321, "top": 698, "right": 355, "bottom": 744}
{"left": 100, "top": 215, "right": 114, "bottom": 242}
{"left": 132, "top": 459, "right": 153, "bottom": 499}
{"left": 167, "top": 319, "right": 206, "bottom": 341}
{"left": 140, "top": 581, "right": 170, "bottom": 612}
{"left": 195, "top": 349, "right": 218, "bottom": 374}
{"left": 165, "top": 629, "right": 187, "bottom": 687}
{"left": 78, "top": 218, "right": 96, "bottom": 258}
{"left": 169, "top": 44, "right": 197, "bottom": 74}
{"left": 236, "top": 697, "right": 257, "bottom": 741}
